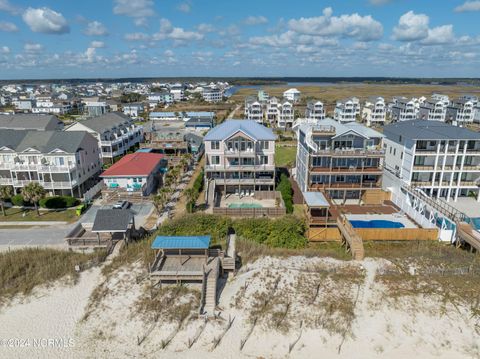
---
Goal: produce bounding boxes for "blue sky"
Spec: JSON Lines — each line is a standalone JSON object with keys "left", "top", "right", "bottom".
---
{"left": 0, "top": 0, "right": 480, "bottom": 79}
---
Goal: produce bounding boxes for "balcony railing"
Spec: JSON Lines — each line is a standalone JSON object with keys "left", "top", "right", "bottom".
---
{"left": 205, "top": 164, "right": 275, "bottom": 171}
{"left": 0, "top": 178, "right": 13, "bottom": 185}
{"left": 12, "top": 179, "right": 76, "bottom": 189}
{"left": 313, "top": 148, "right": 385, "bottom": 157}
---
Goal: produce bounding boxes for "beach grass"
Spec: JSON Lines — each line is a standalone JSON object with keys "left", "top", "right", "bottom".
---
{"left": 274, "top": 145, "right": 297, "bottom": 168}
{"left": 0, "top": 248, "right": 107, "bottom": 304}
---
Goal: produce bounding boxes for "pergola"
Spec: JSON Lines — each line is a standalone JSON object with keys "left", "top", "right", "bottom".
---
{"left": 91, "top": 209, "right": 135, "bottom": 245}
{"left": 303, "top": 191, "right": 331, "bottom": 227}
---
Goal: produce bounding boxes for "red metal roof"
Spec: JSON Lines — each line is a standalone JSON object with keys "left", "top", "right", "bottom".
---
{"left": 100, "top": 152, "right": 164, "bottom": 177}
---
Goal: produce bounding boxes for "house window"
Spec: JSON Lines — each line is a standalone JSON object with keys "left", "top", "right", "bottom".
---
{"left": 335, "top": 175, "right": 345, "bottom": 182}
{"left": 261, "top": 141, "right": 270, "bottom": 150}
{"left": 260, "top": 156, "right": 268, "bottom": 165}
{"left": 211, "top": 155, "right": 220, "bottom": 165}
{"left": 211, "top": 141, "right": 220, "bottom": 150}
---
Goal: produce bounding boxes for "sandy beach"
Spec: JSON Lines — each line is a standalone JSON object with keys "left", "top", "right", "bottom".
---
{"left": 1, "top": 256, "right": 479, "bottom": 359}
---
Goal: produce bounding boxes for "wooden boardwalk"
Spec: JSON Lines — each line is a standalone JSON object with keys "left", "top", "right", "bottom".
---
{"left": 203, "top": 257, "right": 220, "bottom": 315}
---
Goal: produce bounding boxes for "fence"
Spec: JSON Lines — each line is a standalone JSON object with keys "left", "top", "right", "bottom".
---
{"left": 307, "top": 227, "right": 342, "bottom": 241}
{"left": 212, "top": 207, "right": 286, "bottom": 218}
{"left": 355, "top": 228, "right": 438, "bottom": 241}
{"left": 83, "top": 182, "right": 103, "bottom": 202}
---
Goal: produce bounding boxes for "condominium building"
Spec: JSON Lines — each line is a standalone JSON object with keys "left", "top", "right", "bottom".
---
{"left": 390, "top": 97, "right": 421, "bottom": 122}
{"left": 244, "top": 96, "right": 264, "bottom": 123}
{"left": 84, "top": 100, "right": 107, "bottom": 117}
{"left": 362, "top": 97, "right": 386, "bottom": 126}
{"left": 65, "top": 112, "right": 143, "bottom": 164}
{"left": 446, "top": 97, "right": 477, "bottom": 125}
{"left": 305, "top": 100, "right": 326, "bottom": 121}
{"left": 334, "top": 97, "right": 360, "bottom": 123}
{"left": 0, "top": 129, "right": 101, "bottom": 197}
{"left": 418, "top": 96, "right": 449, "bottom": 122}
{"left": 383, "top": 120, "right": 480, "bottom": 202}
{"left": 295, "top": 119, "right": 385, "bottom": 200}
{"left": 204, "top": 120, "right": 276, "bottom": 197}
{"left": 278, "top": 100, "right": 294, "bottom": 129}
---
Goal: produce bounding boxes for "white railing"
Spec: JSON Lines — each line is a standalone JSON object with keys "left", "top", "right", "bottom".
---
{"left": 0, "top": 178, "right": 13, "bottom": 185}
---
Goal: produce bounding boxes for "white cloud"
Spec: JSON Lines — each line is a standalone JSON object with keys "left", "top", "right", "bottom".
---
{"left": 152, "top": 18, "right": 203, "bottom": 42}
{"left": 85, "top": 47, "right": 96, "bottom": 63}
{"left": 90, "top": 41, "right": 105, "bottom": 48}
{"left": 177, "top": 3, "right": 191, "bottom": 13}
{"left": 22, "top": 7, "right": 69, "bottom": 34}
{"left": 0, "top": 0, "right": 20, "bottom": 15}
{"left": 421, "top": 25, "right": 455, "bottom": 45}
{"left": 288, "top": 7, "right": 383, "bottom": 41}
{"left": 0, "top": 46, "right": 10, "bottom": 54}
{"left": 244, "top": 16, "right": 268, "bottom": 25}
{"left": 124, "top": 32, "right": 150, "bottom": 41}
{"left": 0, "top": 21, "right": 18, "bottom": 32}
{"left": 455, "top": 1, "right": 480, "bottom": 12}
{"left": 24, "top": 43, "right": 44, "bottom": 53}
{"left": 84, "top": 21, "right": 108, "bottom": 36}
{"left": 164, "top": 49, "right": 174, "bottom": 57}
{"left": 197, "top": 23, "right": 215, "bottom": 33}
{"left": 250, "top": 31, "right": 297, "bottom": 47}
{"left": 392, "top": 11, "right": 429, "bottom": 41}
{"left": 113, "top": 0, "right": 155, "bottom": 26}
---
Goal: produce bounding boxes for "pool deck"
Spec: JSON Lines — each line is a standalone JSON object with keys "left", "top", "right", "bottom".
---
{"left": 448, "top": 197, "right": 480, "bottom": 218}
{"left": 219, "top": 194, "right": 276, "bottom": 209}
{"left": 346, "top": 213, "right": 418, "bottom": 229}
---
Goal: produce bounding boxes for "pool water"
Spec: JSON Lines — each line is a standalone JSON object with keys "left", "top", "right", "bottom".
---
{"left": 349, "top": 220, "right": 405, "bottom": 229}
{"left": 469, "top": 217, "right": 480, "bottom": 230}
{"left": 228, "top": 203, "right": 263, "bottom": 209}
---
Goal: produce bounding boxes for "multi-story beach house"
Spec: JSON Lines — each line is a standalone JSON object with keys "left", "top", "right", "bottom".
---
{"left": 84, "top": 100, "right": 107, "bottom": 117}
{"left": 362, "top": 97, "right": 386, "bottom": 126}
{"left": 446, "top": 97, "right": 478, "bottom": 125}
{"left": 0, "top": 129, "right": 101, "bottom": 197}
{"left": 283, "top": 88, "right": 301, "bottom": 103}
{"left": 418, "top": 96, "right": 449, "bottom": 122}
{"left": 266, "top": 97, "right": 280, "bottom": 125}
{"left": 204, "top": 120, "right": 276, "bottom": 197}
{"left": 305, "top": 100, "right": 326, "bottom": 121}
{"left": 244, "top": 96, "right": 264, "bottom": 124}
{"left": 295, "top": 119, "right": 385, "bottom": 201}
{"left": 278, "top": 101, "right": 294, "bottom": 129}
{"left": 390, "top": 97, "right": 422, "bottom": 122}
{"left": 123, "top": 103, "right": 144, "bottom": 119}
{"left": 383, "top": 120, "right": 480, "bottom": 202}
{"left": 334, "top": 97, "right": 360, "bottom": 123}
{"left": 202, "top": 87, "right": 223, "bottom": 103}
{"left": 65, "top": 112, "right": 144, "bottom": 164}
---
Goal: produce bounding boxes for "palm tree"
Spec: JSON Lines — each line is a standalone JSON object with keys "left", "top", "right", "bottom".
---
{"left": 184, "top": 188, "right": 197, "bottom": 213}
{"left": 21, "top": 182, "right": 46, "bottom": 216}
{"left": 180, "top": 153, "right": 193, "bottom": 172}
{"left": 0, "top": 185, "right": 13, "bottom": 216}
{"left": 153, "top": 187, "right": 171, "bottom": 215}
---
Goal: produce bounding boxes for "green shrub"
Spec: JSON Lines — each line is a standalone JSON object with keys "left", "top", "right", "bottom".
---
{"left": 39, "top": 196, "right": 79, "bottom": 209}
{"left": 11, "top": 194, "right": 30, "bottom": 206}
{"left": 156, "top": 213, "right": 307, "bottom": 249}
{"left": 276, "top": 173, "right": 293, "bottom": 213}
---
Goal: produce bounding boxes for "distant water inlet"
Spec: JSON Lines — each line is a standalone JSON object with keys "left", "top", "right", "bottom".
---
{"left": 349, "top": 220, "right": 405, "bottom": 229}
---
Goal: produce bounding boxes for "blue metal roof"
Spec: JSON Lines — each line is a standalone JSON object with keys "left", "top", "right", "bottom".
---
{"left": 136, "top": 148, "right": 153, "bottom": 153}
{"left": 150, "top": 112, "right": 177, "bottom": 117}
{"left": 204, "top": 119, "right": 276, "bottom": 141}
{"left": 151, "top": 235, "right": 211, "bottom": 249}
{"left": 186, "top": 111, "right": 215, "bottom": 118}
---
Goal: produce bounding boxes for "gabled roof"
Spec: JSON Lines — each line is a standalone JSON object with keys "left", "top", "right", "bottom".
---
{"left": 0, "top": 114, "right": 63, "bottom": 131}
{"left": 151, "top": 235, "right": 211, "bottom": 249}
{"left": 100, "top": 152, "right": 164, "bottom": 177}
{"left": 75, "top": 112, "right": 131, "bottom": 134}
{"left": 0, "top": 129, "right": 92, "bottom": 153}
{"left": 204, "top": 119, "right": 276, "bottom": 141}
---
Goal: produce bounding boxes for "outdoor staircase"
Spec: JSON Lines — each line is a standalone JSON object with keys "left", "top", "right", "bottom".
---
{"left": 337, "top": 216, "right": 365, "bottom": 260}
{"left": 457, "top": 222, "right": 480, "bottom": 252}
{"left": 203, "top": 257, "right": 220, "bottom": 316}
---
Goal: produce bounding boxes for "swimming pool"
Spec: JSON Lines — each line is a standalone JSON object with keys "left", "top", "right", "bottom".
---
{"left": 228, "top": 203, "right": 263, "bottom": 209}
{"left": 349, "top": 220, "right": 405, "bottom": 229}
{"left": 468, "top": 217, "right": 480, "bottom": 230}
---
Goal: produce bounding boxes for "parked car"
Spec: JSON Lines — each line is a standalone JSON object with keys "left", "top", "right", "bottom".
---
{"left": 112, "top": 200, "right": 130, "bottom": 209}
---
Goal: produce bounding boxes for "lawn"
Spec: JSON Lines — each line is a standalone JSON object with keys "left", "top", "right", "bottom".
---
{"left": 0, "top": 207, "right": 78, "bottom": 223}
{"left": 275, "top": 145, "right": 297, "bottom": 167}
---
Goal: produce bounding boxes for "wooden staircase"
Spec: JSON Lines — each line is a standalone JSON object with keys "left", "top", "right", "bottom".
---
{"left": 457, "top": 222, "right": 480, "bottom": 252}
{"left": 203, "top": 257, "right": 220, "bottom": 316}
{"left": 337, "top": 216, "right": 365, "bottom": 260}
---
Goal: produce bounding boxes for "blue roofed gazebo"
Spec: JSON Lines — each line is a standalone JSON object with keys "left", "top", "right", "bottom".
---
{"left": 151, "top": 235, "right": 211, "bottom": 250}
